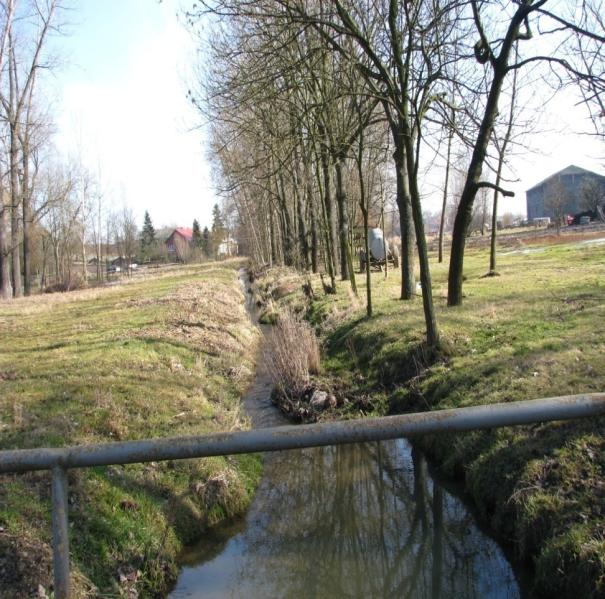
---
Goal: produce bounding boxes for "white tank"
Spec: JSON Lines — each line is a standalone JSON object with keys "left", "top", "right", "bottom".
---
{"left": 369, "top": 228, "right": 388, "bottom": 261}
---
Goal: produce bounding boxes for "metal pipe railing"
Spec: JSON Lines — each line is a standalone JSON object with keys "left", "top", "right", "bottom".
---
{"left": 1, "top": 393, "right": 604, "bottom": 598}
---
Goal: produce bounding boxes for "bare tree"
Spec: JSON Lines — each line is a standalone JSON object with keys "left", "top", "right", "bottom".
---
{"left": 114, "top": 206, "right": 138, "bottom": 275}
{"left": 580, "top": 176, "right": 605, "bottom": 218}
{"left": 2, "top": 0, "right": 60, "bottom": 297}
{"left": 545, "top": 179, "right": 569, "bottom": 233}
{"left": 0, "top": 0, "right": 16, "bottom": 299}
{"left": 488, "top": 45, "right": 520, "bottom": 275}
{"left": 41, "top": 165, "right": 79, "bottom": 289}
{"left": 448, "top": 0, "right": 605, "bottom": 305}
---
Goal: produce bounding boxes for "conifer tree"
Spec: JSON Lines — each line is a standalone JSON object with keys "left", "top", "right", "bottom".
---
{"left": 211, "top": 203, "right": 224, "bottom": 234}
{"left": 211, "top": 204, "right": 226, "bottom": 257}
{"left": 202, "top": 226, "right": 211, "bottom": 257}
{"left": 192, "top": 219, "right": 203, "bottom": 248}
{"left": 140, "top": 211, "right": 156, "bottom": 260}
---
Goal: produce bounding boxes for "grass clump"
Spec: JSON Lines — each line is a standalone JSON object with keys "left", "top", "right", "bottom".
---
{"left": 265, "top": 308, "right": 321, "bottom": 398}
{"left": 0, "top": 259, "right": 262, "bottom": 597}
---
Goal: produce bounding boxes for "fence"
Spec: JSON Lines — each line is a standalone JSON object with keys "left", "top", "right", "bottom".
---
{"left": 1, "top": 393, "right": 604, "bottom": 598}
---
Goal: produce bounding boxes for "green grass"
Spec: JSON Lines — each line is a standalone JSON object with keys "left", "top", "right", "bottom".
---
{"left": 258, "top": 237, "right": 605, "bottom": 598}
{"left": 0, "top": 261, "right": 262, "bottom": 597}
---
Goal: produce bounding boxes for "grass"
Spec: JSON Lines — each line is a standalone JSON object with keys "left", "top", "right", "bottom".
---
{"left": 255, "top": 235, "right": 605, "bottom": 598}
{"left": 0, "top": 260, "right": 262, "bottom": 597}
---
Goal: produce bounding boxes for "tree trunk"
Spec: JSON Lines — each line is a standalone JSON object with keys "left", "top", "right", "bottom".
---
{"left": 361, "top": 204, "right": 371, "bottom": 316}
{"left": 319, "top": 146, "right": 336, "bottom": 290}
{"left": 81, "top": 231, "right": 87, "bottom": 284}
{"left": 40, "top": 236, "right": 47, "bottom": 290}
{"left": 489, "top": 187, "right": 500, "bottom": 273}
{"left": 296, "top": 187, "right": 310, "bottom": 270}
{"left": 269, "top": 206, "right": 277, "bottom": 266}
{"left": 309, "top": 191, "right": 319, "bottom": 273}
{"left": 403, "top": 137, "right": 440, "bottom": 347}
{"left": 448, "top": 64, "right": 508, "bottom": 306}
{"left": 334, "top": 158, "right": 349, "bottom": 280}
{"left": 393, "top": 142, "right": 415, "bottom": 300}
{"left": 21, "top": 136, "right": 33, "bottom": 296}
{"left": 438, "top": 124, "right": 453, "bottom": 264}
{"left": 490, "top": 49, "right": 518, "bottom": 275}
{"left": 10, "top": 123, "right": 22, "bottom": 297}
{"left": 277, "top": 173, "right": 294, "bottom": 266}
{"left": 448, "top": 5, "right": 528, "bottom": 306}
{"left": 0, "top": 190, "right": 12, "bottom": 299}
{"left": 381, "top": 206, "right": 388, "bottom": 279}
{"left": 356, "top": 126, "right": 371, "bottom": 315}
{"left": 53, "top": 243, "right": 60, "bottom": 287}
{"left": 304, "top": 154, "right": 319, "bottom": 273}
{"left": 22, "top": 185, "right": 32, "bottom": 295}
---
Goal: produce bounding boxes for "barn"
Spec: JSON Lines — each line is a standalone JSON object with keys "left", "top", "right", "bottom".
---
{"left": 526, "top": 165, "right": 605, "bottom": 221}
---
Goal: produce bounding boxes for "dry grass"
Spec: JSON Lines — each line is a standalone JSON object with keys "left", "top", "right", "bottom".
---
{"left": 264, "top": 308, "right": 320, "bottom": 398}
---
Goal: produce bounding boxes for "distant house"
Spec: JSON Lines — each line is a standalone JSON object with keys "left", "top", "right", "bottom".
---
{"left": 217, "top": 237, "right": 238, "bottom": 258}
{"left": 526, "top": 165, "right": 605, "bottom": 221}
{"left": 165, "top": 228, "right": 194, "bottom": 256}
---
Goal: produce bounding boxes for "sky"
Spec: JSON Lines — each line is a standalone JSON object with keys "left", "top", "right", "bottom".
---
{"left": 48, "top": 1, "right": 603, "bottom": 228}
{"left": 51, "top": 0, "right": 216, "bottom": 231}
{"left": 492, "top": 88, "right": 604, "bottom": 216}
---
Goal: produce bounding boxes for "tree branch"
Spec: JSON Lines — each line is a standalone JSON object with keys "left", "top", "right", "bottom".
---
{"left": 476, "top": 181, "right": 514, "bottom": 197}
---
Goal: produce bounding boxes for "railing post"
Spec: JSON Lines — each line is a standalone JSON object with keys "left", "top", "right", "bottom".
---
{"left": 51, "top": 465, "right": 70, "bottom": 599}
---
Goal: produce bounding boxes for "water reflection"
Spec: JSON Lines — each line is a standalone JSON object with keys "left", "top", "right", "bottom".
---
{"left": 171, "top": 276, "right": 520, "bottom": 598}
{"left": 170, "top": 439, "right": 520, "bottom": 599}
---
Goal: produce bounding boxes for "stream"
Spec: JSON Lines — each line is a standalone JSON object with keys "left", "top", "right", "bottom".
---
{"left": 169, "top": 274, "right": 525, "bottom": 599}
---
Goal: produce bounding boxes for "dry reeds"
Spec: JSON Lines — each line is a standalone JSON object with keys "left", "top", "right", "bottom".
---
{"left": 264, "top": 308, "right": 320, "bottom": 398}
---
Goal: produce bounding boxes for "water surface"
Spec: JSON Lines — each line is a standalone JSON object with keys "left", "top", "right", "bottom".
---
{"left": 169, "top": 275, "right": 523, "bottom": 598}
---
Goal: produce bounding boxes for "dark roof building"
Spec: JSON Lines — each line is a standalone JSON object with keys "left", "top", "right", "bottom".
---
{"left": 526, "top": 165, "right": 605, "bottom": 221}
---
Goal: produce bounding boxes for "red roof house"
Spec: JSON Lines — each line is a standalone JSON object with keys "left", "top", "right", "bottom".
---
{"left": 166, "top": 228, "right": 194, "bottom": 256}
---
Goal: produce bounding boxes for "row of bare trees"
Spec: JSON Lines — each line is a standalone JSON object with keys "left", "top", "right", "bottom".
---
{"left": 0, "top": 1, "right": 147, "bottom": 297}
{"left": 188, "top": 0, "right": 604, "bottom": 348}
{"left": 0, "top": 0, "right": 62, "bottom": 298}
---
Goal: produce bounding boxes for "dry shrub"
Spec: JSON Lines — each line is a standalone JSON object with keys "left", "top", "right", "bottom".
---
{"left": 264, "top": 308, "right": 320, "bottom": 397}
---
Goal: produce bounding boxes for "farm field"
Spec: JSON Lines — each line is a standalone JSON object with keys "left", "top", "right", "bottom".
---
{"left": 256, "top": 236, "right": 605, "bottom": 598}
{"left": 0, "top": 260, "right": 261, "bottom": 597}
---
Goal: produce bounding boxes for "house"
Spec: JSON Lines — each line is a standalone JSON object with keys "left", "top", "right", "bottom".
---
{"left": 217, "top": 237, "right": 238, "bottom": 258}
{"left": 107, "top": 256, "right": 137, "bottom": 274}
{"left": 526, "top": 165, "right": 605, "bottom": 221}
{"left": 165, "top": 228, "right": 194, "bottom": 256}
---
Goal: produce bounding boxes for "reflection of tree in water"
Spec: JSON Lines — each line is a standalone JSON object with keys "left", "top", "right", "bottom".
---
{"left": 222, "top": 439, "right": 520, "bottom": 599}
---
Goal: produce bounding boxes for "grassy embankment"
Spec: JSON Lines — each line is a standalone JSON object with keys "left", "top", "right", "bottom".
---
{"left": 256, "top": 236, "right": 605, "bottom": 598}
{"left": 0, "top": 261, "right": 261, "bottom": 597}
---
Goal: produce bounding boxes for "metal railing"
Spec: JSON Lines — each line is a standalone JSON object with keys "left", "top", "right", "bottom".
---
{"left": 1, "top": 393, "right": 604, "bottom": 598}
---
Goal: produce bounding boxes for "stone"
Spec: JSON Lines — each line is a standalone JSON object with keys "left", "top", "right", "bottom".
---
{"left": 310, "top": 390, "right": 328, "bottom": 410}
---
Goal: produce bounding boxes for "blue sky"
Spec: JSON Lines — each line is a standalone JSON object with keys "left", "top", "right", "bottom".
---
{"left": 47, "top": 1, "right": 603, "bottom": 225}
{"left": 51, "top": 0, "right": 216, "bottom": 231}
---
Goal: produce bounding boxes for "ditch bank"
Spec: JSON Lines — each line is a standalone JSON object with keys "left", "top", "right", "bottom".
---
{"left": 250, "top": 259, "right": 605, "bottom": 599}
{"left": 0, "top": 261, "right": 262, "bottom": 598}
{"left": 168, "top": 268, "right": 526, "bottom": 599}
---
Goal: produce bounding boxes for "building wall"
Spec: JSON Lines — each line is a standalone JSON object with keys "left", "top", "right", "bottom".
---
{"left": 526, "top": 172, "right": 605, "bottom": 219}
{"left": 166, "top": 231, "right": 189, "bottom": 253}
